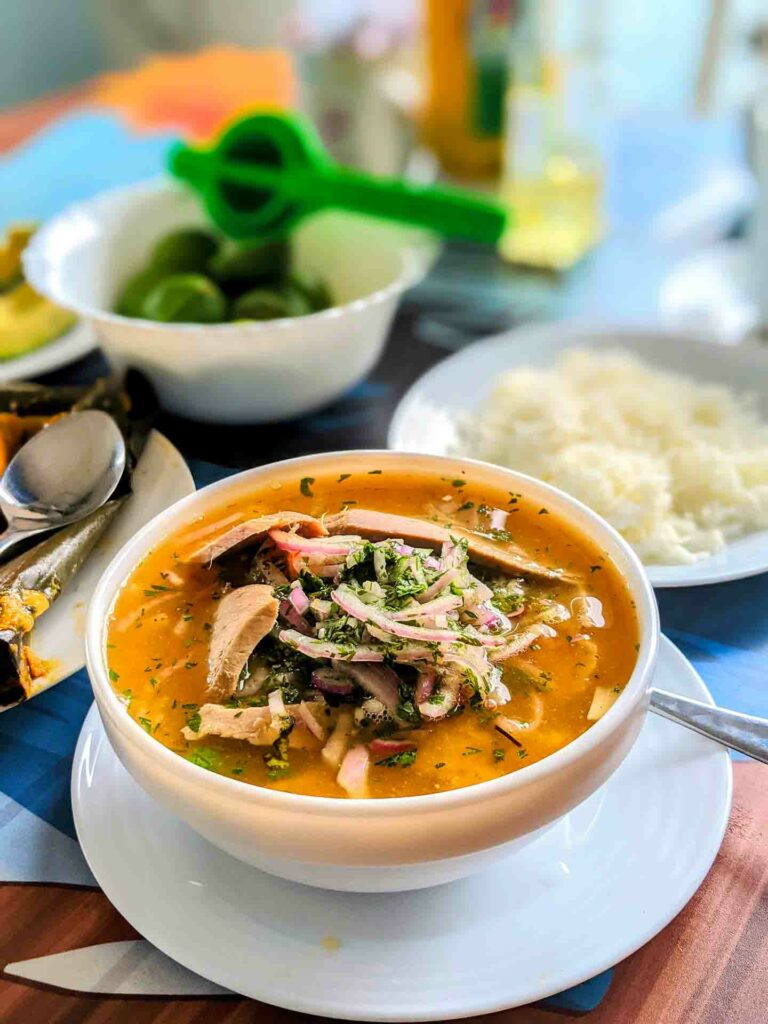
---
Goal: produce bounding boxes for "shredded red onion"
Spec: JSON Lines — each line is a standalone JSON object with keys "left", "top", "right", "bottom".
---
{"left": 343, "top": 663, "right": 400, "bottom": 712}
{"left": 279, "top": 600, "right": 313, "bottom": 635}
{"left": 369, "top": 738, "right": 416, "bottom": 756}
{"left": 298, "top": 700, "right": 327, "bottom": 741}
{"left": 322, "top": 708, "right": 354, "bottom": 767}
{"left": 388, "top": 593, "right": 462, "bottom": 621}
{"left": 270, "top": 530, "right": 358, "bottom": 557}
{"left": 489, "top": 623, "right": 557, "bottom": 662}
{"left": 311, "top": 668, "right": 355, "bottom": 697}
{"left": 279, "top": 629, "right": 386, "bottom": 662}
{"left": 289, "top": 585, "right": 310, "bottom": 615}
{"left": 414, "top": 666, "right": 436, "bottom": 704}
{"left": 336, "top": 744, "right": 370, "bottom": 798}
{"left": 416, "top": 567, "right": 459, "bottom": 604}
{"left": 394, "top": 543, "right": 414, "bottom": 556}
{"left": 332, "top": 585, "right": 462, "bottom": 644}
{"left": 268, "top": 688, "right": 287, "bottom": 720}
{"left": 418, "top": 675, "right": 460, "bottom": 719}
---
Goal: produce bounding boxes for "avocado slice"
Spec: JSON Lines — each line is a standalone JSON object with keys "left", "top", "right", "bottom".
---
{"left": 0, "top": 283, "right": 76, "bottom": 360}
{"left": 0, "top": 224, "right": 77, "bottom": 359}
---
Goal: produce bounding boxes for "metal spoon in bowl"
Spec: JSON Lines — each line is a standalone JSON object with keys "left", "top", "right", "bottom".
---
{"left": 650, "top": 689, "right": 768, "bottom": 764}
{"left": 0, "top": 410, "right": 126, "bottom": 560}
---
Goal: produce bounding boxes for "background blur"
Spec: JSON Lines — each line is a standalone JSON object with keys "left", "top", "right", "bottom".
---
{"left": 1, "top": 0, "right": 765, "bottom": 114}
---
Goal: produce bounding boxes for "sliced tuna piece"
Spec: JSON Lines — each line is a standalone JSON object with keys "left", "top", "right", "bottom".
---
{"left": 207, "top": 584, "right": 278, "bottom": 701}
{"left": 324, "top": 508, "right": 568, "bottom": 582}
{"left": 182, "top": 701, "right": 323, "bottom": 747}
{"left": 187, "top": 512, "right": 326, "bottom": 564}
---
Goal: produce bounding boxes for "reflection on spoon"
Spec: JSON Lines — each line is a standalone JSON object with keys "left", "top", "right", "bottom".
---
{"left": 0, "top": 410, "right": 126, "bottom": 560}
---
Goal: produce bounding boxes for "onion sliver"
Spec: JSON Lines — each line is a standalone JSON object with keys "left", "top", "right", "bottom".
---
{"left": 322, "top": 707, "right": 354, "bottom": 767}
{"left": 298, "top": 700, "right": 327, "bottom": 741}
{"left": 416, "top": 567, "right": 459, "bottom": 604}
{"left": 336, "top": 744, "right": 370, "bottom": 798}
{"left": 370, "top": 738, "right": 416, "bottom": 757}
{"left": 343, "top": 663, "right": 400, "bottom": 713}
{"left": 279, "top": 629, "right": 386, "bottom": 662}
{"left": 289, "top": 585, "right": 310, "bottom": 615}
{"left": 270, "top": 530, "right": 358, "bottom": 557}
{"left": 388, "top": 593, "right": 462, "bottom": 621}
{"left": 332, "top": 585, "right": 462, "bottom": 644}
{"left": 489, "top": 623, "right": 557, "bottom": 662}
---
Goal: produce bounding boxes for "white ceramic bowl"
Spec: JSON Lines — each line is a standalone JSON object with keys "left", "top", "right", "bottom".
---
{"left": 86, "top": 450, "right": 659, "bottom": 893}
{"left": 24, "top": 180, "right": 437, "bottom": 424}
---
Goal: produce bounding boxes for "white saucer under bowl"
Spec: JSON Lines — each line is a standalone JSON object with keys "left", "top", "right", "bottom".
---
{"left": 72, "top": 636, "right": 731, "bottom": 1021}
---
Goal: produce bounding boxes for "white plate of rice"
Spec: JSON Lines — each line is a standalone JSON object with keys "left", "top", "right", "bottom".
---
{"left": 388, "top": 324, "right": 768, "bottom": 588}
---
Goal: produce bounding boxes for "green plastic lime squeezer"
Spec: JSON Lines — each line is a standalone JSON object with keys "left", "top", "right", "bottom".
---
{"left": 169, "top": 112, "right": 508, "bottom": 243}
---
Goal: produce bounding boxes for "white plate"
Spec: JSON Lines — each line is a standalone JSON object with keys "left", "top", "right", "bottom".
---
{"left": 72, "top": 636, "right": 731, "bottom": 1021}
{"left": 0, "top": 321, "right": 96, "bottom": 382}
{"left": 388, "top": 324, "right": 768, "bottom": 588}
{"left": 21, "top": 430, "right": 194, "bottom": 700}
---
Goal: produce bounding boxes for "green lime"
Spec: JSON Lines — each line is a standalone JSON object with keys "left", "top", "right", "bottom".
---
{"left": 141, "top": 274, "right": 227, "bottom": 323}
{"left": 115, "top": 266, "right": 167, "bottom": 318}
{"left": 149, "top": 229, "right": 219, "bottom": 274}
{"left": 208, "top": 238, "right": 289, "bottom": 286}
{"left": 288, "top": 274, "right": 332, "bottom": 312}
{"left": 231, "top": 287, "right": 295, "bottom": 321}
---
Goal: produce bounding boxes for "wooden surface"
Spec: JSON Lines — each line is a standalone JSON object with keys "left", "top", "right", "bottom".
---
{"left": 0, "top": 761, "right": 764, "bottom": 1024}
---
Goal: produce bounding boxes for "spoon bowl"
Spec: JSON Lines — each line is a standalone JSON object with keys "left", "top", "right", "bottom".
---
{"left": 0, "top": 410, "right": 126, "bottom": 559}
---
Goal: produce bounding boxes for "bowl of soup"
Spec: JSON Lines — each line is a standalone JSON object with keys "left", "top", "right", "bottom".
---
{"left": 86, "top": 451, "right": 658, "bottom": 891}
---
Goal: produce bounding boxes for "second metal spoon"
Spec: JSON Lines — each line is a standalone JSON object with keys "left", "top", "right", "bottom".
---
{"left": 0, "top": 410, "right": 126, "bottom": 560}
{"left": 650, "top": 688, "right": 768, "bottom": 764}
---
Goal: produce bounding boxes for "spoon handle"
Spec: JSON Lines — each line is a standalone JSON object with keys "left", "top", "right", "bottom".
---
{"left": 649, "top": 688, "right": 768, "bottom": 764}
{"left": 0, "top": 525, "right": 45, "bottom": 561}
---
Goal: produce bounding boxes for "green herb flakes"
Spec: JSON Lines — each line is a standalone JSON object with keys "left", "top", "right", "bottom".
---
{"left": 185, "top": 746, "right": 221, "bottom": 772}
{"left": 300, "top": 476, "right": 315, "bottom": 497}
{"left": 376, "top": 750, "right": 416, "bottom": 768}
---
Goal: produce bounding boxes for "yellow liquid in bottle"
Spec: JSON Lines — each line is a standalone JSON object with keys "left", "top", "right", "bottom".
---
{"left": 499, "top": 154, "right": 603, "bottom": 270}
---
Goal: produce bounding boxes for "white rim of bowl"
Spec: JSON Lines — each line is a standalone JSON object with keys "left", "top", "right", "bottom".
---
{"left": 86, "top": 449, "right": 660, "bottom": 817}
{"left": 23, "top": 178, "right": 439, "bottom": 335}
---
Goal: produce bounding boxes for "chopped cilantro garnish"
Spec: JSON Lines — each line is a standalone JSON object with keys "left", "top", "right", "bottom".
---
{"left": 108, "top": 668, "right": 119, "bottom": 683}
{"left": 368, "top": 469, "right": 382, "bottom": 475}
{"left": 337, "top": 473, "right": 351, "bottom": 483}
{"left": 493, "top": 748, "right": 506, "bottom": 762}
{"left": 185, "top": 746, "right": 221, "bottom": 772}
{"left": 434, "top": 761, "right": 446, "bottom": 769}
{"left": 462, "top": 746, "right": 482, "bottom": 756}
{"left": 138, "top": 716, "right": 153, "bottom": 734}
{"left": 451, "top": 479, "right": 466, "bottom": 488}
{"left": 490, "top": 528, "right": 514, "bottom": 543}
{"left": 300, "top": 476, "right": 315, "bottom": 497}
{"left": 376, "top": 750, "right": 416, "bottom": 768}
{"left": 457, "top": 501, "right": 475, "bottom": 512}
{"left": 590, "top": 565, "right": 602, "bottom": 572}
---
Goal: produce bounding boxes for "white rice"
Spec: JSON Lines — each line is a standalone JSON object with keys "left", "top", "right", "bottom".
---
{"left": 455, "top": 349, "right": 768, "bottom": 564}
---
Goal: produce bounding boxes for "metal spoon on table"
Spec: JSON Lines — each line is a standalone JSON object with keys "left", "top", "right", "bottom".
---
{"left": 0, "top": 410, "right": 126, "bottom": 560}
{"left": 650, "top": 689, "right": 768, "bottom": 764}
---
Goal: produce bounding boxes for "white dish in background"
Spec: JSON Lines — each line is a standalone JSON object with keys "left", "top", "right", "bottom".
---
{"left": 72, "top": 636, "right": 731, "bottom": 1020}
{"left": 389, "top": 324, "right": 768, "bottom": 588}
{"left": 16, "top": 430, "right": 194, "bottom": 704}
{"left": 24, "top": 180, "right": 438, "bottom": 424}
{"left": 0, "top": 320, "right": 95, "bottom": 382}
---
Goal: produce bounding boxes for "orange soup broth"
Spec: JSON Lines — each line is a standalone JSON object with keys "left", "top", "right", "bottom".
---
{"left": 107, "top": 467, "right": 639, "bottom": 798}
